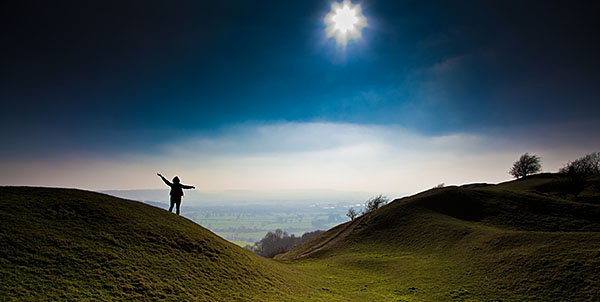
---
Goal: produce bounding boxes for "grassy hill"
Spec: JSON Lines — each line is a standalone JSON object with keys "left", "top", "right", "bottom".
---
{"left": 278, "top": 174, "right": 600, "bottom": 301}
{"left": 2, "top": 174, "right": 599, "bottom": 301}
{"left": 0, "top": 187, "right": 323, "bottom": 301}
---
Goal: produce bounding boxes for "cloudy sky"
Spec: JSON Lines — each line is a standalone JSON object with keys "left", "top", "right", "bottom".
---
{"left": 1, "top": 1, "right": 599, "bottom": 198}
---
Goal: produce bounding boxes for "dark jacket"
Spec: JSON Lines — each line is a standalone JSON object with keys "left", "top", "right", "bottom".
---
{"left": 159, "top": 176, "right": 194, "bottom": 197}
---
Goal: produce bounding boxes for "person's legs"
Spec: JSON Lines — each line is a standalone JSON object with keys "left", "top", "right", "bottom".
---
{"left": 169, "top": 196, "right": 176, "bottom": 213}
{"left": 175, "top": 200, "right": 181, "bottom": 215}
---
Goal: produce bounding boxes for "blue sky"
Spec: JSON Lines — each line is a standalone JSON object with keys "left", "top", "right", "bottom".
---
{"left": 1, "top": 1, "right": 599, "bottom": 197}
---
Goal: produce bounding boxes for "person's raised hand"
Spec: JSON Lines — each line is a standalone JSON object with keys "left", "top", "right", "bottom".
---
{"left": 157, "top": 173, "right": 162, "bottom": 177}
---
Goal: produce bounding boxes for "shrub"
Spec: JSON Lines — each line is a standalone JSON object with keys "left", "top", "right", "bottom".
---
{"left": 559, "top": 152, "right": 600, "bottom": 175}
{"left": 363, "top": 194, "right": 389, "bottom": 213}
{"left": 346, "top": 207, "right": 358, "bottom": 220}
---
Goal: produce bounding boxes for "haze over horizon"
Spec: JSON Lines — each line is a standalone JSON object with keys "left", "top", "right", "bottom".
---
{"left": 1, "top": 1, "right": 599, "bottom": 196}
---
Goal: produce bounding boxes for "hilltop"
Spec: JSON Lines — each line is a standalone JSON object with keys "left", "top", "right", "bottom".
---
{"left": 0, "top": 187, "right": 320, "bottom": 301}
{"left": 278, "top": 174, "right": 600, "bottom": 301}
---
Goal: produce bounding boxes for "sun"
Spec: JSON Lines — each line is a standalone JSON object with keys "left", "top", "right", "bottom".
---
{"left": 325, "top": 0, "right": 367, "bottom": 46}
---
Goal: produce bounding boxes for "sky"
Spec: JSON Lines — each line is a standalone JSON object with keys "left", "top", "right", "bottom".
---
{"left": 1, "top": 0, "right": 599, "bottom": 200}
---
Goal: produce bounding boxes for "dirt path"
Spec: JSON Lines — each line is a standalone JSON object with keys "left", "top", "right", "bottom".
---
{"left": 297, "top": 216, "right": 364, "bottom": 259}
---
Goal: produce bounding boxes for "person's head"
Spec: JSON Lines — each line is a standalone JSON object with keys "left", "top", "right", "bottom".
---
{"left": 173, "top": 176, "right": 180, "bottom": 183}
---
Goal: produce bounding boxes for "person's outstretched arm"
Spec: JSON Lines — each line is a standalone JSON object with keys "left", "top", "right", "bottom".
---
{"left": 157, "top": 173, "right": 172, "bottom": 187}
{"left": 182, "top": 184, "right": 195, "bottom": 189}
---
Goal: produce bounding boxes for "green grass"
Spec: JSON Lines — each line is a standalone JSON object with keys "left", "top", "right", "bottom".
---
{"left": 0, "top": 187, "right": 321, "bottom": 301}
{"left": 289, "top": 248, "right": 495, "bottom": 301}
{"left": 2, "top": 174, "right": 599, "bottom": 301}
{"left": 278, "top": 174, "right": 600, "bottom": 301}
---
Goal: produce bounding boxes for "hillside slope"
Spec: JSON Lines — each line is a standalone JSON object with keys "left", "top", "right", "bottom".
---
{"left": 0, "top": 187, "right": 319, "bottom": 301}
{"left": 279, "top": 174, "right": 600, "bottom": 301}
{"left": 3, "top": 175, "right": 599, "bottom": 301}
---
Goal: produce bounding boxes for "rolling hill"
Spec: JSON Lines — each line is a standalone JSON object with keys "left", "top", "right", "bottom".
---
{"left": 0, "top": 187, "right": 321, "bottom": 301}
{"left": 278, "top": 174, "right": 600, "bottom": 301}
{"left": 2, "top": 174, "right": 599, "bottom": 301}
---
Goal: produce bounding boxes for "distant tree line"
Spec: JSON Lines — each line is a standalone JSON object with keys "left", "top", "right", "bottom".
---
{"left": 245, "top": 229, "right": 324, "bottom": 258}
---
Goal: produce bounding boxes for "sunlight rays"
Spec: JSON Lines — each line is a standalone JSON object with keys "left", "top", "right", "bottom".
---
{"left": 325, "top": 0, "right": 367, "bottom": 46}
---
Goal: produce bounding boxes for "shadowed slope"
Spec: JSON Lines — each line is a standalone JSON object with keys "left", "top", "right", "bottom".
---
{"left": 0, "top": 187, "right": 316, "bottom": 301}
{"left": 279, "top": 174, "right": 600, "bottom": 301}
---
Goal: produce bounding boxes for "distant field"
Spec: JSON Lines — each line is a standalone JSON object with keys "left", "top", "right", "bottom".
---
{"left": 228, "top": 240, "right": 252, "bottom": 247}
{"left": 180, "top": 204, "right": 355, "bottom": 245}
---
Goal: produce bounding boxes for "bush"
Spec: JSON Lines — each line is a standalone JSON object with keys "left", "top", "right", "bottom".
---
{"left": 346, "top": 207, "right": 359, "bottom": 220}
{"left": 557, "top": 152, "right": 599, "bottom": 199}
{"left": 363, "top": 194, "right": 389, "bottom": 213}
{"left": 509, "top": 153, "right": 541, "bottom": 178}
{"left": 559, "top": 152, "right": 600, "bottom": 175}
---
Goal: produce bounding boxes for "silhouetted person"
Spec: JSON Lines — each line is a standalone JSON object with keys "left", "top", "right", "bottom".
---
{"left": 157, "top": 173, "right": 195, "bottom": 215}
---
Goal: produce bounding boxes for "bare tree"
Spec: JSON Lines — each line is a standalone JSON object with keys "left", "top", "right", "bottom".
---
{"left": 557, "top": 152, "right": 599, "bottom": 199}
{"left": 363, "top": 194, "right": 389, "bottom": 213}
{"left": 559, "top": 152, "right": 600, "bottom": 175}
{"left": 509, "top": 153, "right": 541, "bottom": 178}
{"left": 346, "top": 207, "right": 358, "bottom": 220}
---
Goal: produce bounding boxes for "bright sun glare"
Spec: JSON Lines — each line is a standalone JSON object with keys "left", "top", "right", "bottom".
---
{"left": 325, "top": 0, "right": 367, "bottom": 46}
